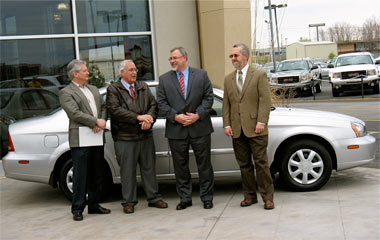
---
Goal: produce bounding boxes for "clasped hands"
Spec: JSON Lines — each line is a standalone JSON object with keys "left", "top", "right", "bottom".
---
{"left": 175, "top": 113, "right": 200, "bottom": 127}
{"left": 137, "top": 114, "right": 154, "bottom": 130}
{"left": 92, "top": 119, "right": 106, "bottom": 133}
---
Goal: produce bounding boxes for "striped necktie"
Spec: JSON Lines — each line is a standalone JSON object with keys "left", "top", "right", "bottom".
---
{"left": 129, "top": 85, "right": 135, "bottom": 100}
{"left": 237, "top": 70, "right": 243, "bottom": 95}
{"left": 179, "top": 72, "right": 185, "bottom": 96}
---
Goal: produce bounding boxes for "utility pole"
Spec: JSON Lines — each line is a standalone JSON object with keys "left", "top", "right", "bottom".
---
{"left": 264, "top": 0, "right": 276, "bottom": 71}
{"left": 253, "top": 0, "right": 258, "bottom": 63}
{"left": 309, "top": 23, "right": 325, "bottom": 41}
{"left": 265, "top": 4, "right": 287, "bottom": 62}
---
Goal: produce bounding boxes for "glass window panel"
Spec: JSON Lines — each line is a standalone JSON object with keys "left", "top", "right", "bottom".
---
{"left": 0, "top": 38, "right": 74, "bottom": 120}
{"left": 76, "top": 0, "right": 150, "bottom": 33}
{"left": 0, "top": 0, "right": 73, "bottom": 35}
{"left": 79, "top": 35, "right": 154, "bottom": 82}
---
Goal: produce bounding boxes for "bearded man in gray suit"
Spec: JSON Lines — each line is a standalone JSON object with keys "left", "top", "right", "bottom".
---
{"left": 59, "top": 59, "right": 111, "bottom": 221}
{"left": 157, "top": 47, "right": 214, "bottom": 210}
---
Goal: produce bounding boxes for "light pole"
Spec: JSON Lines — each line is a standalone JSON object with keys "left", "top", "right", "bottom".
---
{"left": 309, "top": 23, "right": 325, "bottom": 41}
{"left": 264, "top": 0, "right": 276, "bottom": 71}
{"left": 265, "top": 3, "right": 287, "bottom": 62}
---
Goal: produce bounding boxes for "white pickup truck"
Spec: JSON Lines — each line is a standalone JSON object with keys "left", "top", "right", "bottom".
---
{"left": 328, "top": 52, "right": 379, "bottom": 97}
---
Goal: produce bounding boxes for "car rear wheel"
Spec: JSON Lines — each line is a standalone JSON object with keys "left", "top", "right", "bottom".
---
{"left": 58, "top": 158, "right": 112, "bottom": 201}
{"left": 279, "top": 139, "right": 332, "bottom": 191}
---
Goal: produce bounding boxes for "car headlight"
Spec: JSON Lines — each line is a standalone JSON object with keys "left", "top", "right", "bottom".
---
{"left": 351, "top": 122, "right": 367, "bottom": 137}
{"left": 332, "top": 72, "right": 342, "bottom": 79}
{"left": 271, "top": 77, "right": 278, "bottom": 83}
{"left": 300, "top": 73, "right": 308, "bottom": 81}
{"left": 368, "top": 69, "right": 377, "bottom": 76}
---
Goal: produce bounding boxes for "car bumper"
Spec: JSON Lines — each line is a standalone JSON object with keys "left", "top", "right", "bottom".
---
{"left": 2, "top": 152, "right": 52, "bottom": 184}
{"left": 331, "top": 78, "right": 379, "bottom": 89}
{"left": 333, "top": 134, "right": 376, "bottom": 171}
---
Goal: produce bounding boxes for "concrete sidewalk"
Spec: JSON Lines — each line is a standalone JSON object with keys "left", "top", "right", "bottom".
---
{"left": 0, "top": 167, "right": 379, "bottom": 240}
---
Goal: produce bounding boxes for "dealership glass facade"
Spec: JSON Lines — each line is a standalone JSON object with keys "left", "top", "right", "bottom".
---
{"left": 0, "top": 0, "right": 154, "bottom": 119}
{"left": 0, "top": 0, "right": 154, "bottom": 156}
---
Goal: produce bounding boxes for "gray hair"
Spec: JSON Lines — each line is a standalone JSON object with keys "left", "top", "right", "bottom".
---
{"left": 170, "top": 46, "right": 188, "bottom": 59}
{"left": 233, "top": 43, "right": 250, "bottom": 59}
{"left": 67, "top": 59, "right": 87, "bottom": 80}
{"left": 119, "top": 59, "right": 134, "bottom": 73}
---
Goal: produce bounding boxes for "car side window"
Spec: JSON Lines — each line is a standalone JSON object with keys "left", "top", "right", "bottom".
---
{"left": 211, "top": 96, "right": 222, "bottom": 117}
{"left": 21, "top": 90, "right": 47, "bottom": 110}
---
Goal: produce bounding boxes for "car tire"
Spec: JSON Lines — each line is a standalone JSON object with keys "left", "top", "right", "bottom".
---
{"left": 332, "top": 86, "right": 339, "bottom": 97}
{"left": 58, "top": 158, "right": 112, "bottom": 201}
{"left": 279, "top": 139, "right": 332, "bottom": 191}
{"left": 59, "top": 159, "right": 74, "bottom": 201}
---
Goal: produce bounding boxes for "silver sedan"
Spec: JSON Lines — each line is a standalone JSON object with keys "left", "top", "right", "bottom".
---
{"left": 3, "top": 82, "right": 376, "bottom": 200}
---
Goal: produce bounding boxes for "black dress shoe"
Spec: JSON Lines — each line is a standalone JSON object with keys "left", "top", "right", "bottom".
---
{"left": 176, "top": 201, "right": 192, "bottom": 210}
{"left": 88, "top": 206, "right": 111, "bottom": 214}
{"left": 203, "top": 201, "right": 213, "bottom": 209}
{"left": 73, "top": 212, "right": 83, "bottom": 221}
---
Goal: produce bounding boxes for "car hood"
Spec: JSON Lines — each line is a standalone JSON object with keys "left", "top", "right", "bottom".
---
{"left": 331, "top": 64, "right": 376, "bottom": 72}
{"left": 271, "top": 107, "right": 364, "bottom": 126}
{"left": 272, "top": 70, "right": 307, "bottom": 77}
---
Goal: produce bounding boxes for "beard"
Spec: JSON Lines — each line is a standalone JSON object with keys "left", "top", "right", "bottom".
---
{"left": 233, "top": 61, "right": 242, "bottom": 70}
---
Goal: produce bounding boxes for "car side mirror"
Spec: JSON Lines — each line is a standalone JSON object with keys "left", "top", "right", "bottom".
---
{"left": 375, "top": 59, "right": 380, "bottom": 65}
{"left": 311, "top": 65, "right": 318, "bottom": 70}
{"left": 327, "top": 64, "right": 334, "bottom": 68}
{"left": 270, "top": 69, "right": 275, "bottom": 73}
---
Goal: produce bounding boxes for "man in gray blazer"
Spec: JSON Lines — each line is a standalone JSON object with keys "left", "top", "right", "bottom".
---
{"left": 157, "top": 47, "right": 214, "bottom": 210}
{"left": 59, "top": 59, "right": 111, "bottom": 221}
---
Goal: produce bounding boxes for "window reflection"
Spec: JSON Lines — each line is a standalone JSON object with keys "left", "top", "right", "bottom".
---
{"left": 79, "top": 36, "right": 153, "bottom": 82}
{"left": 76, "top": 0, "right": 150, "bottom": 33}
{"left": 0, "top": 38, "right": 74, "bottom": 82}
{"left": 0, "top": 0, "right": 72, "bottom": 36}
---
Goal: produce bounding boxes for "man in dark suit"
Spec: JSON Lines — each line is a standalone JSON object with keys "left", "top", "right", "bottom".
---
{"left": 59, "top": 59, "right": 111, "bottom": 221}
{"left": 157, "top": 47, "right": 214, "bottom": 210}
{"left": 222, "top": 43, "right": 275, "bottom": 210}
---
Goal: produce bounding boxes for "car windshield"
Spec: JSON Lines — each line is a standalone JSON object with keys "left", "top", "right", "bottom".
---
{"left": 335, "top": 55, "right": 373, "bottom": 67}
{"left": 277, "top": 61, "right": 309, "bottom": 72}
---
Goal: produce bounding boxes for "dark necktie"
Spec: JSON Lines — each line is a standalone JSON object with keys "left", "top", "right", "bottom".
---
{"left": 129, "top": 85, "right": 135, "bottom": 100}
{"left": 179, "top": 72, "right": 185, "bottom": 96}
{"left": 237, "top": 70, "right": 243, "bottom": 95}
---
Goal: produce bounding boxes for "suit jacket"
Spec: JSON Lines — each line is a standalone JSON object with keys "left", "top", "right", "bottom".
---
{"left": 59, "top": 82, "right": 107, "bottom": 148}
{"left": 157, "top": 67, "right": 214, "bottom": 139}
{"left": 106, "top": 80, "right": 157, "bottom": 141}
{"left": 222, "top": 65, "right": 271, "bottom": 138}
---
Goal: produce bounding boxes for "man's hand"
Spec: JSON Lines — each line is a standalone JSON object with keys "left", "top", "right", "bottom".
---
{"left": 224, "top": 127, "right": 233, "bottom": 137}
{"left": 139, "top": 121, "right": 152, "bottom": 130}
{"left": 137, "top": 114, "right": 153, "bottom": 124}
{"left": 255, "top": 123, "right": 265, "bottom": 134}
{"left": 184, "top": 113, "right": 200, "bottom": 126}
{"left": 96, "top": 119, "right": 106, "bottom": 129}
{"left": 174, "top": 114, "right": 190, "bottom": 126}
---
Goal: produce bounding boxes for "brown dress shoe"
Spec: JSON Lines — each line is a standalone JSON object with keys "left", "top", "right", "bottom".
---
{"left": 148, "top": 200, "right": 168, "bottom": 208}
{"left": 240, "top": 198, "right": 258, "bottom": 207}
{"left": 123, "top": 204, "right": 134, "bottom": 214}
{"left": 264, "top": 200, "right": 275, "bottom": 210}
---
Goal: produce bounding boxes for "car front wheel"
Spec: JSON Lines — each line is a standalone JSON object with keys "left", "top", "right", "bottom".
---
{"left": 279, "top": 139, "right": 332, "bottom": 191}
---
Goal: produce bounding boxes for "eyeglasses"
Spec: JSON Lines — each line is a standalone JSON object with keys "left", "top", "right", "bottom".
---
{"left": 229, "top": 54, "right": 240, "bottom": 59}
{"left": 168, "top": 56, "right": 184, "bottom": 61}
{"left": 125, "top": 68, "right": 138, "bottom": 73}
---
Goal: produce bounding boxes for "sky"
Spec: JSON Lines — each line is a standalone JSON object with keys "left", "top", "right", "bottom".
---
{"left": 251, "top": 0, "right": 380, "bottom": 49}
